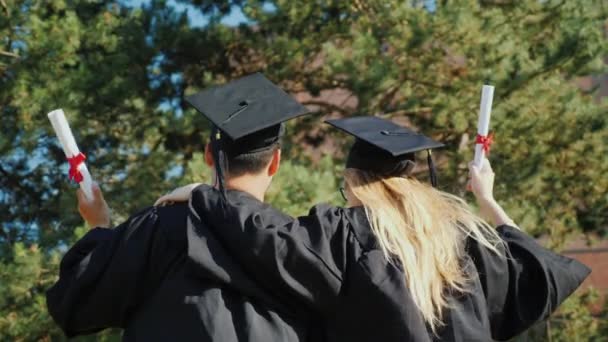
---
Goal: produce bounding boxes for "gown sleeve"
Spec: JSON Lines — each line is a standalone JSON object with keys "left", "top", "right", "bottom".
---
{"left": 467, "top": 224, "right": 591, "bottom": 341}
{"left": 190, "top": 185, "right": 356, "bottom": 314}
{"left": 46, "top": 204, "right": 188, "bottom": 337}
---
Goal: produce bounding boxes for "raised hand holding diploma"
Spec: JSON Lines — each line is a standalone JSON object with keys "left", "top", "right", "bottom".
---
{"left": 468, "top": 158, "right": 516, "bottom": 228}
{"left": 47, "top": 109, "right": 94, "bottom": 201}
{"left": 77, "top": 183, "right": 111, "bottom": 228}
{"left": 474, "top": 85, "right": 494, "bottom": 168}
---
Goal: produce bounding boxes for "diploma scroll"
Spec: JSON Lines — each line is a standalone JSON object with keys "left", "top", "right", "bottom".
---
{"left": 474, "top": 85, "right": 494, "bottom": 168}
{"left": 47, "top": 109, "right": 94, "bottom": 201}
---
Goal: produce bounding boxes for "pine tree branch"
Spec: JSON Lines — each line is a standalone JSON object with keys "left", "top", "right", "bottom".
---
{"left": 382, "top": 108, "right": 433, "bottom": 120}
{"left": 375, "top": 83, "right": 401, "bottom": 110}
{"left": 402, "top": 75, "right": 451, "bottom": 91}
{"left": 0, "top": 50, "right": 19, "bottom": 58}
{"left": 0, "top": 0, "right": 7, "bottom": 16}
{"left": 0, "top": 163, "right": 42, "bottom": 208}
{"left": 300, "top": 100, "right": 353, "bottom": 115}
{"left": 500, "top": 54, "right": 575, "bottom": 100}
{"left": 0, "top": 221, "right": 9, "bottom": 241}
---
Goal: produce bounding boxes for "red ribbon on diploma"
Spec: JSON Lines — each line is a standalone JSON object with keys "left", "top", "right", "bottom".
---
{"left": 67, "top": 152, "right": 86, "bottom": 183}
{"left": 476, "top": 133, "right": 494, "bottom": 154}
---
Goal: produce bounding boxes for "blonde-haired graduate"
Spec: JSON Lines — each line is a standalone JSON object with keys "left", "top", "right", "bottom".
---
{"left": 161, "top": 116, "right": 590, "bottom": 341}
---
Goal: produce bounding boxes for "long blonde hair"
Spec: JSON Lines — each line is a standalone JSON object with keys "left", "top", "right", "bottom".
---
{"left": 344, "top": 168, "right": 502, "bottom": 333}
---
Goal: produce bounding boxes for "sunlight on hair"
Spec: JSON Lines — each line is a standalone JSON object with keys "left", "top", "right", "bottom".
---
{"left": 344, "top": 169, "right": 503, "bottom": 333}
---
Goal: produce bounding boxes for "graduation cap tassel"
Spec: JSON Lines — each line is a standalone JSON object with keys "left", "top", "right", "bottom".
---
{"left": 217, "top": 150, "right": 228, "bottom": 200}
{"left": 211, "top": 127, "right": 228, "bottom": 201}
{"left": 427, "top": 150, "right": 438, "bottom": 188}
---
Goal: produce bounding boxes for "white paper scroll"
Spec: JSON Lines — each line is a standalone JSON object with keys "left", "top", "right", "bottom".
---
{"left": 48, "top": 109, "right": 94, "bottom": 201}
{"left": 473, "top": 85, "right": 494, "bottom": 168}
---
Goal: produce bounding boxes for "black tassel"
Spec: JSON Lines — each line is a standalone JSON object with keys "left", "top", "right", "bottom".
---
{"left": 427, "top": 150, "right": 438, "bottom": 188}
{"left": 211, "top": 126, "right": 228, "bottom": 201}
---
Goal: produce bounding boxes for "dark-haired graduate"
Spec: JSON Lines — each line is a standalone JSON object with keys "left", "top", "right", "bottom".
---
{"left": 46, "top": 73, "right": 324, "bottom": 341}
{"left": 161, "top": 116, "right": 591, "bottom": 341}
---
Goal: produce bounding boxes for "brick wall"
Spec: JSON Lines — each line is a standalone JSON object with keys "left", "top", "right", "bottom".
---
{"left": 563, "top": 239, "right": 608, "bottom": 310}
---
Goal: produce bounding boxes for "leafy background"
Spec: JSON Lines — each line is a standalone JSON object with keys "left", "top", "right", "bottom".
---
{"left": 0, "top": 0, "right": 606, "bottom": 340}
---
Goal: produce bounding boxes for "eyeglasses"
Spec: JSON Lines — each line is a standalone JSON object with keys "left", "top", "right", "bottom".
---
{"left": 339, "top": 186, "right": 347, "bottom": 202}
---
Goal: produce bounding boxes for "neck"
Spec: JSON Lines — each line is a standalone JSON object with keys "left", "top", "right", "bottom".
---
{"left": 221, "top": 173, "right": 268, "bottom": 202}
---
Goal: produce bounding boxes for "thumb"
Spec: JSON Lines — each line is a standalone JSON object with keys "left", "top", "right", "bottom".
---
{"left": 468, "top": 162, "right": 480, "bottom": 176}
{"left": 482, "top": 157, "right": 493, "bottom": 173}
{"left": 92, "top": 183, "right": 104, "bottom": 201}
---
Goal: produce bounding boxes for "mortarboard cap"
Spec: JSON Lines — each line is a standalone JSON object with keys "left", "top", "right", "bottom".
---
{"left": 184, "top": 73, "right": 310, "bottom": 194}
{"left": 325, "top": 116, "right": 444, "bottom": 186}
{"left": 185, "top": 72, "right": 309, "bottom": 141}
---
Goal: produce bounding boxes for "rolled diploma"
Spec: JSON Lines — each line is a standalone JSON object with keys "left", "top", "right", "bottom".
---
{"left": 47, "top": 109, "right": 94, "bottom": 201}
{"left": 474, "top": 85, "right": 494, "bottom": 168}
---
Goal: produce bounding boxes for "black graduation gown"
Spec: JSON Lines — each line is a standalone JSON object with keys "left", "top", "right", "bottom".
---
{"left": 46, "top": 203, "right": 322, "bottom": 341}
{"left": 189, "top": 185, "right": 591, "bottom": 342}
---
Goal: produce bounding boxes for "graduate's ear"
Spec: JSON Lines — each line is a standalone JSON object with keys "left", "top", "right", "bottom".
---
{"left": 204, "top": 143, "right": 214, "bottom": 167}
{"left": 268, "top": 148, "right": 281, "bottom": 177}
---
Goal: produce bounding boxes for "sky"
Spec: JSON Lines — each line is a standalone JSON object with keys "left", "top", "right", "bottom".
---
{"left": 126, "top": 1, "right": 437, "bottom": 27}
{"left": 127, "top": 0, "right": 250, "bottom": 27}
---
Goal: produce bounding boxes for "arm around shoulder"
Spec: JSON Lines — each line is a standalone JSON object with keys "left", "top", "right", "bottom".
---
{"left": 189, "top": 185, "right": 356, "bottom": 313}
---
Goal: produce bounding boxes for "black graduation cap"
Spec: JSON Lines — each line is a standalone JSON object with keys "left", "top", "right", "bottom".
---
{"left": 185, "top": 73, "right": 309, "bottom": 141}
{"left": 185, "top": 73, "right": 310, "bottom": 194}
{"left": 325, "top": 116, "right": 444, "bottom": 187}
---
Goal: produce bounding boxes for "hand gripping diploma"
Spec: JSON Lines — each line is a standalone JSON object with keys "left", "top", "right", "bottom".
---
{"left": 48, "top": 109, "right": 94, "bottom": 200}
{"left": 48, "top": 109, "right": 110, "bottom": 227}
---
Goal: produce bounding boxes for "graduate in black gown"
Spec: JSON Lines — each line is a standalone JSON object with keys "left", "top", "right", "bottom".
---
{"left": 46, "top": 73, "right": 323, "bottom": 341}
{"left": 164, "top": 116, "right": 591, "bottom": 341}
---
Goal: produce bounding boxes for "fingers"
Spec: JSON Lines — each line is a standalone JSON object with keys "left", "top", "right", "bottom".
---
{"left": 76, "top": 189, "right": 90, "bottom": 221}
{"left": 79, "top": 183, "right": 104, "bottom": 205}
{"left": 155, "top": 192, "right": 181, "bottom": 206}
{"left": 482, "top": 157, "right": 493, "bottom": 173}
{"left": 76, "top": 188, "right": 86, "bottom": 204}
{"left": 92, "top": 183, "right": 100, "bottom": 195}
{"left": 468, "top": 162, "right": 480, "bottom": 177}
{"left": 154, "top": 195, "right": 168, "bottom": 207}
{"left": 470, "top": 159, "right": 493, "bottom": 175}
{"left": 92, "top": 183, "right": 105, "bottom": 202}
{"left": 76, "top": 190, "right": 87, "bottom": 217}
{"left": 467, "top": 162, "right": 479, "bottom": 192}
{"left": 154, "top": 183, "right": 203, "bottom": 206}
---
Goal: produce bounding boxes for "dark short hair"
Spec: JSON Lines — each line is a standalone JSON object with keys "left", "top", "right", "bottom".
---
{"left": 224, "top": 144, "right": 279, "bottom": 177}
{"left": 210, "top": 124, "right": 283, "bottom": 178}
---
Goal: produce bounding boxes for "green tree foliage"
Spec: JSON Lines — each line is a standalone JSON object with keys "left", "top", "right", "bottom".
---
{"left": 0, "top": 243, "right": 59, "bottom": 339}
{"left": 0, "top": 0, "right": 606, "bottom": 340}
